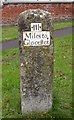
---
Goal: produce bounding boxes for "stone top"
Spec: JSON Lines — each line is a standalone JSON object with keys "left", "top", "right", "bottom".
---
{"left": 18, "top": 9, "right": 53, "bottom": 32}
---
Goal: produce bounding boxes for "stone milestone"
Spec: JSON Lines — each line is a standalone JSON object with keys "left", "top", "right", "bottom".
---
{"left": 18, "top": 9, "right": 54, "bottom": 113}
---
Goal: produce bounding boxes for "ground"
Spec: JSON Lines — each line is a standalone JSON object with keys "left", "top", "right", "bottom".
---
{"left": 0, "top": 20, "right": 73, "bottom": 119}
{"left": 2, "top": 34, "right": 72, "bottom": 119}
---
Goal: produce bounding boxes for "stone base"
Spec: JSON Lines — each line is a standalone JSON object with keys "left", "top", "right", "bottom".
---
{"left": 21, "top": 96, "right": 52, "bottom": 113}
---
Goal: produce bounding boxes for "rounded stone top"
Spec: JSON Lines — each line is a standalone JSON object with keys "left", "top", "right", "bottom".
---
{"left": 19, "top": 9, "right": 51, "bottom": 18}
{"left": 18, "top": 9, "right": 53, "bottom": 32}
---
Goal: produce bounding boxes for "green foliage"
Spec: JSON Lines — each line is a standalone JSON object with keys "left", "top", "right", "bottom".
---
{"left": 2, "top": 34, "right": 72, "bottom": 119}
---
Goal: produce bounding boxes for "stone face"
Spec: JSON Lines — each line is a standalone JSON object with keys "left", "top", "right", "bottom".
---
{"left": 18, "top": 9, "right": 54, "bottom": 113}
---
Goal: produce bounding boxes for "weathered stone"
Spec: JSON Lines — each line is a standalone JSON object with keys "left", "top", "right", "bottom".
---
{"left": 18, "top": 9, "right": 54, "bottom": 113}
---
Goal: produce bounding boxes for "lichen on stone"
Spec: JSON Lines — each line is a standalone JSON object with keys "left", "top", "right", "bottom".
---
{"left": 18, "top": 9, "right": 54, "bottom": 113}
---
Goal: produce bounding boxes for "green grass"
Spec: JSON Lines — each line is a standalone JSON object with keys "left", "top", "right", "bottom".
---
{"left": 1, "top": 20, "right": 73, "bottom": 42}
{"left": 2, "top": 49, "right": 21, "bottom": 118}
{"left": 53, "top": 35, "right": 72, "bottom": 118}
{"left": 2, "top": 26, "right": 18, "bottom": 42}
{"left": 0, "top": 51, "right": 2, "bottom": 119}
{"left": 53, "top": 20, "right": 72, "bottom": 30}
{"left": 0, "top": 26, "right": 2, "bottom": 42}
{"left": 2, "top": 34, "right": 72, "bottom": 119}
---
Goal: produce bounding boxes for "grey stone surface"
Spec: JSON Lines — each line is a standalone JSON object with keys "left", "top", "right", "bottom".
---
{"left": 18, "top": 9, "right": 54, "bottom": 113}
